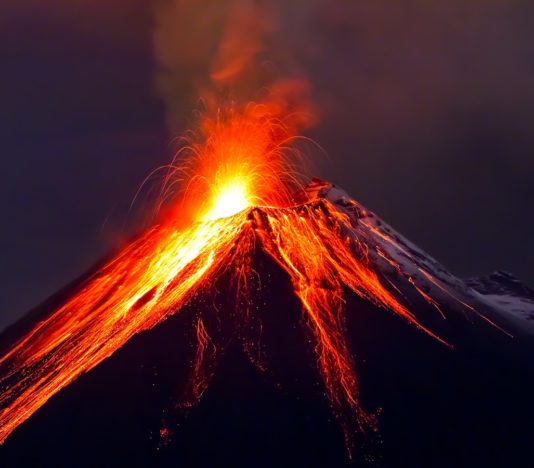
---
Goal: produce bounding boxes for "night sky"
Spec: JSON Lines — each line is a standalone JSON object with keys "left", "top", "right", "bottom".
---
{"left": 1, "top": 0, "right": 533, "bottom": 331}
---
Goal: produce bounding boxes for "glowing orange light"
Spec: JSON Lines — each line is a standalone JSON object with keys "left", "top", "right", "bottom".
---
{"left": 0, "top": 101, "right": 485, "bottom": 458}
{"left": 203, "top": 179, "right": 252, "bottom": 220}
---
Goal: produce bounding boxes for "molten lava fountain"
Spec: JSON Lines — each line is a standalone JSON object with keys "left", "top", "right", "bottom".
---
{"left": 0, "top": 103, "right": 464, "bottom": 455}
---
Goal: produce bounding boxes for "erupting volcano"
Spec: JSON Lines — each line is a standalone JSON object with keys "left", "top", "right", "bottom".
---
{"left": 0, "top": 101, "right": 533, "bottom": 466}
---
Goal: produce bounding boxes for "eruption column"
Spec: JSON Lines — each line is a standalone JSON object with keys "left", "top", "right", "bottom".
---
{"left": 0, "top": 105, "right": 456, "bottom": 454}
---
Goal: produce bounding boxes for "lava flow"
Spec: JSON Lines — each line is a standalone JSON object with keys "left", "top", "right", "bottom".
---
{"left": 0, "top": 101, "right": 461, "bottom": 455}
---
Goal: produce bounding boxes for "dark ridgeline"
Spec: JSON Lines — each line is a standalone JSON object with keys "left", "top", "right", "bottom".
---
{"left": 0, "top": 198, "right": 533, "bottom": 468}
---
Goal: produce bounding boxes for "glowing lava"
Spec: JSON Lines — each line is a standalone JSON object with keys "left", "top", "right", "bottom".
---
{"left": 205, "top": 179, "right": 251, "bottom": 220}
{"left": 0, "top": 102, "right": 480, "bottom": 456}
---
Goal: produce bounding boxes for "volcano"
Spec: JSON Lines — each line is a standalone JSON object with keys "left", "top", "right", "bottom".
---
{"left": 0, "top": 177, "right": 533, "bottom": 467}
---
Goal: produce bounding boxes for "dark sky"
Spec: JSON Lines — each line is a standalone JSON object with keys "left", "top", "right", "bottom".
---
{"left": 1, "top": 0, "right": 533, "bottom": 330}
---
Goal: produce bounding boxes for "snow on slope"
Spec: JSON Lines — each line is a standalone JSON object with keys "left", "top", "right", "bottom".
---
{"left": 466, "top": 271, "right": 534, "bottom": 324}
{"left": 307, "top": 178, "right": 534, "bottom": 335}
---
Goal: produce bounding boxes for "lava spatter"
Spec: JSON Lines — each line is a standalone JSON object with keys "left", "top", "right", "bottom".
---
{"left": 0, "top": 103, "right": 494, "bottom": 456}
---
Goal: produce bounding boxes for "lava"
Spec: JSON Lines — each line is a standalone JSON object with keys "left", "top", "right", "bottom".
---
{"left": 0, "top": 102, "right": 468, "bottom": 456}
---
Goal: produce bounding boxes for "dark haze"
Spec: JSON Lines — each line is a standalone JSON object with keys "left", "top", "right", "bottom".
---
{"left": 1, "top": 0, "right": 533, "bottom": 330}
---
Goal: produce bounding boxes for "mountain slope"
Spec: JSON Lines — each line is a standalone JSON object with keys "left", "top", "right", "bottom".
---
{"left": 0, "top": 180, "right": 532, "bottom": 467}
{"left": 313, "top": 178, "right": 534, "bottom": 336}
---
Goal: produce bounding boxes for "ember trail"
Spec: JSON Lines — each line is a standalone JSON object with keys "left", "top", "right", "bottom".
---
{"left": 0, "top": 103, "right": 492, "bottom": 455}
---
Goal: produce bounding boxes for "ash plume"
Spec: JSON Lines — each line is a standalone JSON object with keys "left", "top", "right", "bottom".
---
{"left": 152, "top": 0, "right": 316, "bottom": 132}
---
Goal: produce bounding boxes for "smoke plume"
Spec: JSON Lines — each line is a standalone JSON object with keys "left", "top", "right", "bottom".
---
{"left": 152, "top": 0, "right": 315, "bottom": 132}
